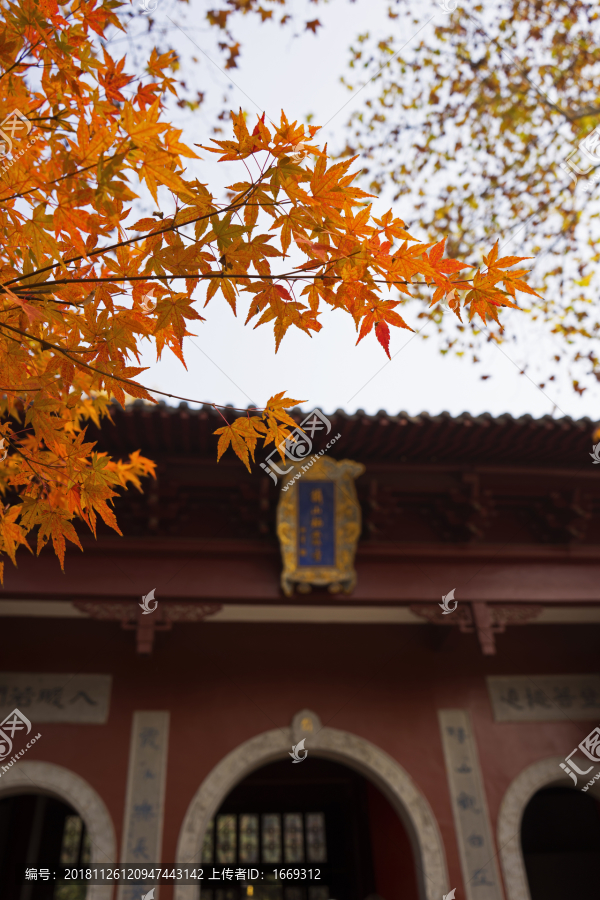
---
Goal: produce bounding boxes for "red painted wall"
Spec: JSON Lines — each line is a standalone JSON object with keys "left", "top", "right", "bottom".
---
{"left": 1, "top": 615, "right": 599, "bottom": 900}
{"left": 367, "top": 781, "right": 419, "bottom": 900}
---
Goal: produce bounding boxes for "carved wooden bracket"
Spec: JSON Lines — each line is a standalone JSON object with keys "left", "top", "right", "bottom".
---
{"left": 73, "top": 600, "right": 223, "bottom": 655}
{"left": 409, "top": 602, "right": 543, "bottom": 655}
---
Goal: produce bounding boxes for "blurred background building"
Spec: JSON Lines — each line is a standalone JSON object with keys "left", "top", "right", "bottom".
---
{"left": 1, "top": 403, "right": 600, "bottom": 900}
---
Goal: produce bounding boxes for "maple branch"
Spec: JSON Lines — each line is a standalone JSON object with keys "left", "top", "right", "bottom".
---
{"left": 8, "top": 441, "right": 68, "bottom": 472}
{"left": 213, "top": 404, "right": 233, "bottom": 425}
{"left": 0, "top": 37, "right": 45, "bottom": 82}
{"left": 569, "top": 104, "right": 600, "bottom": 120}
{"left": 5, "top": 235, "right": 394, "bottom": 299}
{"left": 10, "top": 274, "right": 481, "bottom": 293}
{"left": 3, "top": 180, "right": 269, "bottom": 289}
{"left": 7, "top": 242, "right": 365, "bottom": 296}
{"left": 0, "top": 131, "right": 173, "bottom": 204}
{"left": 0, "top": 0, "right": 85, "bottom": 82}
{"left": 0, "top": 321, "right": 269, "bottom": 413}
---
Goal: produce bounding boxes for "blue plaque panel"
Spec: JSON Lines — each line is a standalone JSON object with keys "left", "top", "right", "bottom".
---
{"left": 297, "top": 480, "right": 335, "bottom": 567}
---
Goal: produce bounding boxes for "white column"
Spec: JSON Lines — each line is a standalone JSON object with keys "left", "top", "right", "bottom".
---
{"left": 117, "top": 711, "right": 170, "bottom": 900}
{"left": 438, "top": 709, "right": 504, "bottom": 900}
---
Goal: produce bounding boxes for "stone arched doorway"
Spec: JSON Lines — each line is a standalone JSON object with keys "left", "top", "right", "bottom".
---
{"left": 0, "top": 760, "right": 117, "bottom": 900}
{"left": 174, "top": 710, "right": 448, "bottom": 900}
{"left": 497, "top": 756, "right": 600, "bottom": 900}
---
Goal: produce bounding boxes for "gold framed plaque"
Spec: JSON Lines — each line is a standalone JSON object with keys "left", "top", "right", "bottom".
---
{"left": 276, "top": 456, "right": 365, "bottom": 597}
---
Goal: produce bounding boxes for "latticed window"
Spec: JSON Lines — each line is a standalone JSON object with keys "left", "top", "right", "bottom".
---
{"left": 54, "top": 814, "right": 92, "bottom": 899}
{"left": 201, "top": 811, "right": 329, "bottom": 900}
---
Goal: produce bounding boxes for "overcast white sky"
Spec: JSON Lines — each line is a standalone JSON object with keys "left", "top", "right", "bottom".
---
{"left": 119, "top": 0, "right": 600, "bottom": 421}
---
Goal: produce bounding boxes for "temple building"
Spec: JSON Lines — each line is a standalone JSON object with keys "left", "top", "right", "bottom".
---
{"left": 1, "top": 403, "right": 599, "bottom": 900}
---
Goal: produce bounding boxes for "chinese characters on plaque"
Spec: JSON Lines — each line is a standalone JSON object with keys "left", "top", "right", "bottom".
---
{"left": 276, "top": 457, "right": 364, "bottom": 596}
{"left": 298, "top": 482, "right": 335, "bottom": 567}
{"left": 486, "top": 674, "right": 600, "bottom": 722}
{"left": 438, "top": 710, "right": 503, "bottom": 900}
{"left": 118, "top": 711, "right": 170, "bottom": 900}
{"left": 0, "top": 673, "right": 111, "bottom": 723}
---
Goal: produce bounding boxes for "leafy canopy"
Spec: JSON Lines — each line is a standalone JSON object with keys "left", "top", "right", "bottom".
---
{"left": 0, "top": 0, "right": 536, "bottom": 576}
{"left": 343, "top": 0, "right": 600, "bottom": 394}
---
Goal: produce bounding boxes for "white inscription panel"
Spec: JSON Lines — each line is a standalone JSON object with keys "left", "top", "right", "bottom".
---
{"left": 0, "top": 673, "right": 111, "bottom": 723}
{"left": 118, "top": 711, "right": 170, "bottom": 900}
{"left": 487, "top": 674, "right": 600, "bottom": 722}
{"left": 439, "top": 709, "right": 503, "bottom": 900}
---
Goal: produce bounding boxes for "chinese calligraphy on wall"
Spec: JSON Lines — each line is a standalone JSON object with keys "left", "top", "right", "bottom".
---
{"left": 486, "top": 675, "right": 600, "bottom": 722}
{"left": 0, "top": 673, "right": 111, "bottom": 723}
{"left": 439, "top": 710, "right": 503, "bottom": 900}
{"left": 118, "top": 711, "right": 170, "bottom": 900}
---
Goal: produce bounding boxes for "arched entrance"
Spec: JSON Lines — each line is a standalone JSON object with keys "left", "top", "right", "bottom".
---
{"left": 0, "top": 791, "right": 91, "bottom": 899}
{"left": 0, "top": 761, "right": 116, "bottom": 900}
{"left": 497, "top": 756, "right": 600, "bottom": 900}
{"left": 175, "top": 710, "right": 448, "bottom": 900}
{"left": 199, "top": 756, "right": 419, "bottom": 900}
{"left": 521, "top": 785, "right": 600, "bottom": 898}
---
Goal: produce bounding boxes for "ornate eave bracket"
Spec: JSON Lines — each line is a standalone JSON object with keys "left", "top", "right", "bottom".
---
{"left": 409, "top": 602, "right": 543, "bottom": 656}
{"left": 72, "top": 600, "right": 223, "bottom": 655}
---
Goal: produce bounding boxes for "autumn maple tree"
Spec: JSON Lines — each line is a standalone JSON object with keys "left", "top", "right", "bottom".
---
{"left": 342, "top": 0, "right": 600, "bottom": 393}
{"left": 0, "top": 0, "right": 538, "bottom": 576}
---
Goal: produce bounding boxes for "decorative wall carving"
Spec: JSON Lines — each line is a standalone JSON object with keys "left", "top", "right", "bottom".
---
{"left": 74, "top": 601, "right": 222, "bottom": 622}
{"left": 410, "top": 603, "right": 543, "bottom": 655}
{"left": 73, "top": 601, "right": 222, "bottom": 654}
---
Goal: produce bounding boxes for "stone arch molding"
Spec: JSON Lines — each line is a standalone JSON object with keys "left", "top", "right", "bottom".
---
{"left": 0, "top": 760, "right": 117, "bottom": 900}
{"left": 497, "top": 756, "right": 600, "bottom": 900}
{"left": 175, "top": 710, "right": 449, "bottom": 900}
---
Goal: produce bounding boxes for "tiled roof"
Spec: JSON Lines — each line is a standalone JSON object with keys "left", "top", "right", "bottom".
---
{"left": 89, "top": 402, "right": 597, "bottom": 469}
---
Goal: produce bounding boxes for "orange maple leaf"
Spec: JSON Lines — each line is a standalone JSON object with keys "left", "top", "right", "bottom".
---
{"left": 356, "top": 299, "right": 413, "bottom": 359}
